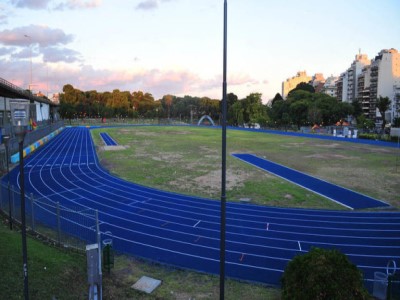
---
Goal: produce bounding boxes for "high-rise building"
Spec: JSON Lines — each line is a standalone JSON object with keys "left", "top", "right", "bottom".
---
{"left": 281, "top": 71, "right": 312, "bottom": 99}
{"left": 367, "top": 48, "right": 400, "bottom": 124}
{"left": 392, "top": 85, "right": 400, "bottom": 122}
{"left": 336, "top": 72, "right": 348, "bottom": 102}
{"left": 337, "top": 53, "right": 370, "bottom": 103}
{"left": 357, "top": 65, "right": 372, "bottom": 119}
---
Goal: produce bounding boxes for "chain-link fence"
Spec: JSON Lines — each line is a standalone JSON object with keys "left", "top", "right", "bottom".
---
{"left": 0, "top": 181, "right": 99, "bottom": 251}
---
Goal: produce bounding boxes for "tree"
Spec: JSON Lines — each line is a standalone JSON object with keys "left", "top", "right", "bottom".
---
{"left": 281, "top": 248, "right": 369, "bottom": 300}
{"left": 376, "top": 96, "right": 391, "bottom": 130}
{"left": 163, "top": 94, "right": 173, "bottom": 119}
{"left": 270, "top": 93, "right": 283, "bottom": 106}
{"left": 356, "top": 114, "right": 375, "bottom": 131}
{"left": 288, "top": 82, "right": 315, "bottom": 97}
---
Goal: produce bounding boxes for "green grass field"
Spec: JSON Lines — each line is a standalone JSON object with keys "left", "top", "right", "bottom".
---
{"left": 93, "top": 126, "right": 400, "bottom": 209}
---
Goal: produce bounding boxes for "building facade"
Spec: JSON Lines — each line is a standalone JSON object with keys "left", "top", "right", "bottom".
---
{"left": 281, "top": 71, "right": 312, "bottom": 99}
{"left": 358, "top": 49, "right": 400, "bottom": 124}
{"left": 337, "top": 53, "right": 370, "bottom": 103}
{"left": 321, "top": 75, "right": 338, "bottom": 98}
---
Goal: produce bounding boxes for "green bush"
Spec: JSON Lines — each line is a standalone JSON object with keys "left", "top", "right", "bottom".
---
{"left": 281, "top": 248, "right": 370, "bottom": 300}
{"left": 358, "top": 133, "right": 379, "bottom": 140}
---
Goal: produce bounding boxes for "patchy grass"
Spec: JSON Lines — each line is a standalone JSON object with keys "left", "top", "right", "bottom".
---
{"left": 92, "top": 126, "right": 400, "bottom": 209}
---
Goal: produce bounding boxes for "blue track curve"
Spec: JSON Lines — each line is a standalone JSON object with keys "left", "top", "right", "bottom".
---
{"left": 3, "top": 127, "right": 399, "bottom": 291}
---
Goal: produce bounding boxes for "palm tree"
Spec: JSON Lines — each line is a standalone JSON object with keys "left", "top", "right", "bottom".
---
{"left": 376, "top": 96, "right": 391, "bottom": 130}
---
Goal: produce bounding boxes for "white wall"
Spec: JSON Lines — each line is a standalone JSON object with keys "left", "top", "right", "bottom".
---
{"left": 35, "top": 101, "right": 50, "bottom": 121}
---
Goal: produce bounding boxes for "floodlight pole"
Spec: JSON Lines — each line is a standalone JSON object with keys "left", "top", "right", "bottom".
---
{"left": 17, "top": 130, "right": 29, "bottom": 300}
{"left": 220, "top": 1, "right": 228, "bottom": 300}
{"left": 24, "top": 35, "right": 32, "bottom": 90}
{"left": 11, "top": 101, "right": 30, "bottom": 300}
{"left": 3, "top": 135, "right": 12, "bottom": 230}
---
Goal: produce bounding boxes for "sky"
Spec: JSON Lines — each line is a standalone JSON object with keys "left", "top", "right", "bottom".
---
{"left": 0, "top": 0, "right": 399, "bottom": 103}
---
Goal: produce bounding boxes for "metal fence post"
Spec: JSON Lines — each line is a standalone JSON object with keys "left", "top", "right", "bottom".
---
{"left": 30, "top": 193, "right": 35, "bottom": 231}
{"left": 0, "top": 181, "right": 3, "bottom": 210}
{"left": 11, "top": 185, "right": 15, "bottom": 221}
{"left": 57, "top": 201, "right": 61, "bottom": 245}
{"left": 96, "top": 210, "right": 103, "bottom": 300}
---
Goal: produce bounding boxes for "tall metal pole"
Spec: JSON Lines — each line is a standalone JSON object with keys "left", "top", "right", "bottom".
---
{"left": 3, "top": 135, "right": 12, "bottom": 230}
{"left": 220, "top": 1, "right": 228, "bottom": 299}
{"left": 24, "top": 35, "right": 32, "bottom": 91}
{"left": 19, "top": 138, "right": 29, "bottom": 300}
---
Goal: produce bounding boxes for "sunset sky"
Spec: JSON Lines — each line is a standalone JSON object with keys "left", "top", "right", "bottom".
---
{"left": 0, "top": 0, "right": 399, "bottom": 102}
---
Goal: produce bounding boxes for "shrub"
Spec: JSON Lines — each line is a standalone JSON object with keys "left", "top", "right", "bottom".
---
{"left": 281, "top": 247, "right": 370, "bottom": 300}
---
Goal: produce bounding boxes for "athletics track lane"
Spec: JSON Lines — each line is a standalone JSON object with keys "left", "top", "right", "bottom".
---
{"left": 3, "top": 127, "right": 400, "bottom": 291}
{"left": 100, "top": 132, "right": 118, "bottom": 146}
{"left": 232, "top": 153, "right": 390, "bottom": 210}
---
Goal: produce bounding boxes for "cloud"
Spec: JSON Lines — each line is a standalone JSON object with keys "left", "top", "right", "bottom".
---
{"left": 42, "top": 46, "right": 83, "bottom": 63}
{"left": 10, "top": 0, "right": 101, "bottom": 10}
{"left": 0, "top": 46, "right": 15, "bottom": 56}
{"left": 0, "top": 25, "right": 74, "bottom": 47}
{"left": 0, "top": 14, "right": 7, "bottom": 25}
{"left": 53, "top": 0, "right": 102, "bottom": 11}
{"left": 11, "top": 0, "right": 51, "bottom": 9}
{"left": 136, "top": 0, "right": 158, "bottom": 10}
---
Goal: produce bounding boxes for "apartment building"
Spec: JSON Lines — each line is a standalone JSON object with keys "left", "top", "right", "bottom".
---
{"left": 321, "top": 75, "right": 338, "bottom": 98}
{"left": 337, "top": 53, "right": 370, "bottom": 103}
{"left": 357, "top": 65, "right": 372, "bottom": 119}
{"left": 392, "top": 85, "right": 400, "bottom": 122}
{"left": 369, "top": 48, "right": 400, "bottom": 123}
{"left": 281, "top": 71, "right": 312, "bottom": 99}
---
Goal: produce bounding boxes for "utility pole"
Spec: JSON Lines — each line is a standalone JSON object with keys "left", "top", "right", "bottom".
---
{"left": 220, "top": 1, "right": 228, "bottom": 299}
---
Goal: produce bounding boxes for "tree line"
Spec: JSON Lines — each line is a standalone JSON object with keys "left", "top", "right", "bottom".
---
{"left": 59, "top": 83, "right": 394, "bottom": 129}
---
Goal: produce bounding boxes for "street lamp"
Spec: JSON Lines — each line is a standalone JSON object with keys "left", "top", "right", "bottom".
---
{"left": 24, "top": 35, "right": 32, "bottom": 92}
{"left": 3, "top": 134, "right": 12, "bottom": 230}
{"left": 10, "top": 101, "right": 30, "bottom": 300}
{"left": 220, "top": 1, "right": 228, "bottom": 300}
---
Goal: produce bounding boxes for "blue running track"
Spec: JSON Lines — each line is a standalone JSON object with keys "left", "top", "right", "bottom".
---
{"left": 2, "top": 127, "right": 399, "bottom": 291}
{"left": 100, "top": 132, "right": 118, "bottom": 146}
{"left": 232, "top": 154, "right": 391, "bottom": 210}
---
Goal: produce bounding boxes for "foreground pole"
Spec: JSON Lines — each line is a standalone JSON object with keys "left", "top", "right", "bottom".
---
{"left": 19, "top": 140, "right": 29, "bottom": 300}
{"left": 220, "top": 1, "right": 228, "bottom": 299}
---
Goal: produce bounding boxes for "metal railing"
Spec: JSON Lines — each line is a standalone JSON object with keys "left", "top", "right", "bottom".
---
{"left": 0, "top": 120, "right": 64, "bottom": 173}
{"left": 0, "top": 181, "right": 99, "bottom": 251}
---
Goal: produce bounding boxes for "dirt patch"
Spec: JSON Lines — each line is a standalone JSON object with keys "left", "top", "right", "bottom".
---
{"left": 101, "top": 145, "right": 127, "bottom": 151}
{"left": 168, "top": 168, "right": 253, "bottom": 197}
{"left": 132, "top": 130, "right": 161, "bottom": 136}
{"left": 152, "top": 153, "right": 183, "bottom": 162}
{"left": 305, "top": 153, "right": 355, "bottom": 160}
{"left": 281, "top": 142, "right": 307, "bottom": 148}
{"left": 314, "top": 143, "right": 341, "bottom": 148}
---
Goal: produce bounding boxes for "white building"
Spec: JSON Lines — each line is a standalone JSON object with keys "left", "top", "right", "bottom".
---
{"left": 369, "top": 48, "right": 400, "bottom": 125}
{"left": 322, "top": 75, "right": 338, "bottom": 98}
{"left": 337, "top": 53, "right": 370, "bottom": 103}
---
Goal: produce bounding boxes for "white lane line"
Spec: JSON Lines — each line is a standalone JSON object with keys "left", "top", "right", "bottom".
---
{"left": 193, "top": 220, "right": 201, "bottom": 228}
{"left": 298, "top": 241, "right": 302, "bottom": 251}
